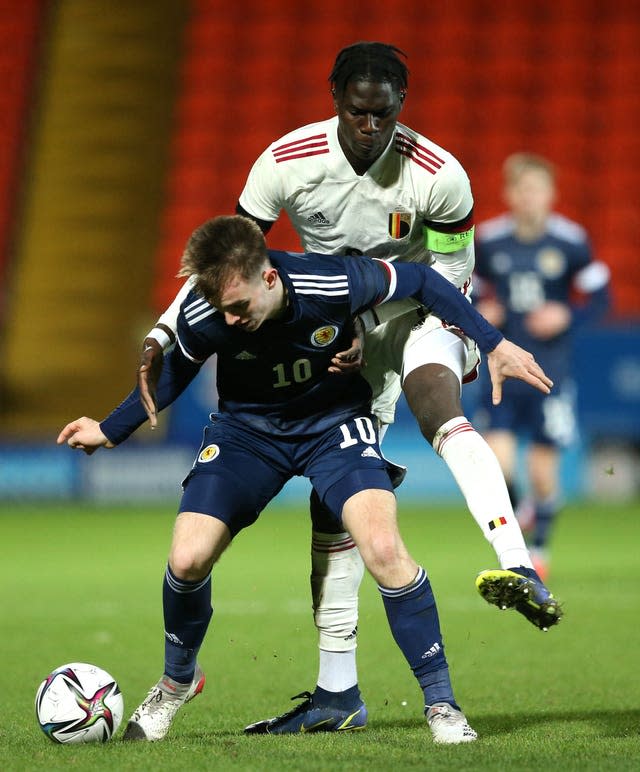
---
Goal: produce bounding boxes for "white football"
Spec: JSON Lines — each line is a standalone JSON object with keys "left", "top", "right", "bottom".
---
{"left": 35, "top": 662, "right": 124, "bottom": 743}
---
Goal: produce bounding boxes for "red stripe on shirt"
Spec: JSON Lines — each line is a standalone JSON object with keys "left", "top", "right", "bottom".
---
{"left": 273, "top": 139, "right": 329, "bottom": 159}
{"left": 371, "top": 258, "right": 395, "bottom": 304}
{"left": 396, "top": 132, "right": 446, "bottom": 164}
{"left": 275, "top": 147, "right": 331, "bottom": 163}
{"left": 272, "top": 133, "right": 328, "bottom": 153}
{"left": 395, "top": 133, "right": 445, "bottom": 173}
{"left": 425, "top": 211, "right": 475, "bottom": 234}
{"left": 395, "top": 146, "right": 441, "bottom": 174}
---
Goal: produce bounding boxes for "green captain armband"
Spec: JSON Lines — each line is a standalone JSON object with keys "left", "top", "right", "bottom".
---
{"left": 423, "top": 224, "right": 475, "bottom": 253}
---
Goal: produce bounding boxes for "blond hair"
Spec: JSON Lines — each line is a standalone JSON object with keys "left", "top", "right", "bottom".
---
{"left": 503, "top": 152, "right": 555, "bottom": 185}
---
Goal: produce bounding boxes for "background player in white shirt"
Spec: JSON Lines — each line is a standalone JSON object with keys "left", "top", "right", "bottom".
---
{"left": 139, "top": 43, "right": 561, "bottom": 733}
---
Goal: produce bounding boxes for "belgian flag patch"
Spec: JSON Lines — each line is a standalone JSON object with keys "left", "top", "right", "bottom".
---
{"left": 388, "top": 211, "right": 411, "bottom": 239}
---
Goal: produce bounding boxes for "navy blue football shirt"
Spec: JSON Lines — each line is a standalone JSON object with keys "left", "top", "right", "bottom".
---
{"left": 101, "top": 250, "right": 502, "bottom": 443}
{"left": 475, "top": 213, "right": 608, "bottom": 381}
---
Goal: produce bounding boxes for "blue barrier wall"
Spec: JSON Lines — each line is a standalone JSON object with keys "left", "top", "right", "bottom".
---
{"left": 2, "top": 323, "right": 638, "bottom": 502}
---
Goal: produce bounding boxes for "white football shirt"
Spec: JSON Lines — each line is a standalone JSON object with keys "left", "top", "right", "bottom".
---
{"left": 155, "top": 117, "right": 478, "bottom": 422}
{"left": 238, "top": 115, "right": 475, "bottom": 290}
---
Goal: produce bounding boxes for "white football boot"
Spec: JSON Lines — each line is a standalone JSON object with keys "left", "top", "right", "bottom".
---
{"left": 426, "top": 702, "right": 478, "bottom": 744}
{"left": 122, "top": 664, "right": 205, "bottom": 741}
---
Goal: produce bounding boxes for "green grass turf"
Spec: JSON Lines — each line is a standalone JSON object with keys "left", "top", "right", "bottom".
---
{"left": 1, "top": 498, "right": 638, "bottom": 770}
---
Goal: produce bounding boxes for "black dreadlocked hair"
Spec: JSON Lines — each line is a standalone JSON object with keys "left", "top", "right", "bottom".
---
{"left": 329, "top": 41, "right": 409, "bottom": 97}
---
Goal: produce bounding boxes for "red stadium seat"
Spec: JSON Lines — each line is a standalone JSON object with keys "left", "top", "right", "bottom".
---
{"left": 539, "top": 55, "right": 594, "bottom": 91}
{"left": 150, "top": 0, "right": 640, "bottom": 321}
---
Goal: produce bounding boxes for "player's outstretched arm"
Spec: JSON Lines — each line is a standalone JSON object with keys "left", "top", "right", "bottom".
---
{"left": 140, "top": 281, "right": 192, "bottom": 425}
{"left": 138, "top": 336, "right": 164, "bottom": 428}
{"left": 487, "top": 340, "right": 554, "bottom": 405}
{"left": 56, "top": 417, "right": 114, "bottom": 455}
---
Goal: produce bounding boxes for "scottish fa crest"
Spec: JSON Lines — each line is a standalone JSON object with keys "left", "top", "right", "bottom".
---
{"left": 311, "top": 325, "right": 338, "bottom": 347}
{"left": 198, "top": 444, "right": 220, "bottom": 463}
{"left": 536, "top": 247, "right": 566, "bottom": 278}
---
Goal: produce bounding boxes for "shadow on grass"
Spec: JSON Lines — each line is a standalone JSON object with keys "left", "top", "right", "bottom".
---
{"left": 474, "top": 708, "right": 640, "bottom": 738}
{"left": 358, "top": 709, "right": 640, "bottom": 739}
{"left": 160, "top": 708, "right": 640, "bottom": 744}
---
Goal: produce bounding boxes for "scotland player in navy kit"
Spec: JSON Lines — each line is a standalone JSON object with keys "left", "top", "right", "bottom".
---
{"left": 59, "top": 215, "right": 553, "bottom": 744}
{"left": 138, "top": 44, "right": 564, "bottom": 736}
{"left": 474, "top": 153, "right": 610, "bottom": 579}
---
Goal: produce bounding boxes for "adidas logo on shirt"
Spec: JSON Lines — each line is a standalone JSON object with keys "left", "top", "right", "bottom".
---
{"left": 234, "top": 351, "right": 256, "bottom": 360}
{"left": 361, "top": 447, "right": 381, "bottom": 460}
{"left": 307, "top": 211, "right": 331, "bottom": 226}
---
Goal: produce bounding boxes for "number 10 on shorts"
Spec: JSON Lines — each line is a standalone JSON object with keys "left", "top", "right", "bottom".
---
{"left": 339, "top": 417, "right": 377, "bottom": 448}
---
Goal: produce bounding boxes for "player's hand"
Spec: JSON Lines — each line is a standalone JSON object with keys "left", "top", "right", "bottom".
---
{"left": 487, "top": 339, "right": 554, "bottom": 405}
{"left": 328, "top": 342, "right": 364, "bottom": 374}
{"left": 56, "top": 417, "right": 114, "bottom": 455}
{"left": 525, "top": 301, "right": 571, "bottom": 340}
{"left": 328, "top": 317, "right": 365, "bottom": 374}
{"left": 139, "top": 337, "right": 164, "bottom": 428}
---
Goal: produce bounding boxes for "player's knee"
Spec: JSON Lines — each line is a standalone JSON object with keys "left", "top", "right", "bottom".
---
{"left": 414, "top": 412, "right": 440, "bottom": 444}
{"left": 403, "top": 366, "right": 462, "bottom": 443}
{"left": 168, "top": 547, "right": 209, "bottom": 582}
{"left": 360, "top": 535, "right": 402, "bottom": 579}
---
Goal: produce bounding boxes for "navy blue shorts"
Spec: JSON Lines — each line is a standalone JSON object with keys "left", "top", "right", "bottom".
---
{"left": 476, "top": 377, "right": 577, "bottom": 448}
{"left": 179, "top": 412, "right": 394, "bottom": 537}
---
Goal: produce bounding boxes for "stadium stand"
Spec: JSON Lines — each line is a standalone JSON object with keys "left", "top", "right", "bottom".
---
{"left": 0, "top": 0, "right": 638, "bottom": 447}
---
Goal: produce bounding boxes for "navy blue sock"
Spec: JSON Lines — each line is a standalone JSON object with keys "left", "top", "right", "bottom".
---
{"left": 379, "top": 567, "right": 459, "bottom": 709}
{"left": 533, "top": 498, "right": 558, "bottom": 549}
{"left": 312, "top": 684, "right": 362, "bottom": 709}
{"left": 163, "top": 565, "right": 213, "bottom": 683}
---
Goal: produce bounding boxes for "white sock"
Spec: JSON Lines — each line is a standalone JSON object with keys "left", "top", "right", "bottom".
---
{"left": 317, "top": 649, "right": 358, "bottom": 692}
{"left": 433, "top": 417, "right": 532, "bottom": 569}
{"left": 311, "top": 531, "right": 364, "bottom": 692}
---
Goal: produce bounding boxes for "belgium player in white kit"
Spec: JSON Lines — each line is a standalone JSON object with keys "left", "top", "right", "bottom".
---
{"left": 139, "top": 43, "right": 563, "bottom": 734}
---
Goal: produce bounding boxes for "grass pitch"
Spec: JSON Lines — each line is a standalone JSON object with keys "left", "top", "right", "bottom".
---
{"left": 1, "top": 498, "right": 638, "bottom": 770}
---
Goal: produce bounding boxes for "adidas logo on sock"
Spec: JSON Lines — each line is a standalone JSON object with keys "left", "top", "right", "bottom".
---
{"left": 421, "top": 642, "right": 441, "bottom": 659}
{"left": 307, "top": 211, "right": 331, "bottom": 226}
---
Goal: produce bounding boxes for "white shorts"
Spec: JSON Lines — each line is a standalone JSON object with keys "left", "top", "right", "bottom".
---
{"left": 362, "top": 310, "right": 480, "bottom": 425}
